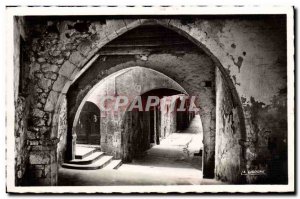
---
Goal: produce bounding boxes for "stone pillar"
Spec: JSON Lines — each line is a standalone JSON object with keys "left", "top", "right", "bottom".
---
{"left": 156, "top": 106, "right": 161, "bottom": 144}
{"left": 27, "top": 139, "right": 59, "bottom": 186}
{"left": 154, "top": 107, "right": 160, "bottom": 145}
{"left": 201, "top": 112, "right": 215, "bottom": 179}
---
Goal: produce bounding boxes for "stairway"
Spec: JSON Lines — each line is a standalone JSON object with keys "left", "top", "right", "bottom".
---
{"left": 62, "top": 145, "right": 122, "bottom": 170}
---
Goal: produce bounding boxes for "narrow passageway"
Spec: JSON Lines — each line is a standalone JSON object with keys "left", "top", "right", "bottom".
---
{"left": 13, "top": 16, "right": 289, "bottom": 188}
{"left": 117, "top": 114, "right": 204, "bottom": 184}
{"left": 58, "top": 115, "right": 224, "bottom": 185}
{"left": 123, "top": 114, "right": 203, "bottom": 170}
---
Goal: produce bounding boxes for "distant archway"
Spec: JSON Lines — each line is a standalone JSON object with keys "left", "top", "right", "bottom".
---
{"left": 53, "top": 21, "right": 246, "bottom": 181}
{"left": 75, "top": 101, "right": 100, "bottom": 145}
{"left": 68, "top": 67, "right": 188, "bottom": 160}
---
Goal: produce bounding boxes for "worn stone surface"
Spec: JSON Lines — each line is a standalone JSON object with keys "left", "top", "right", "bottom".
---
{"left": 70, "top": 54, "right": 215, "bottom": 160}
{"left": 120, "top": 95, "right": 195, "bottom": 162}
{"left": 15, "top": 96, "right": 30, "bottom": 186}
{"left": 69, "top": 51, "right": 85, "bottom": 66}
{"left": 77, "top": 39, "right": 93, "bottom": 56}
{"left": 37, "top": 77, "right": 53, "bottom": 91}
{"left": 25, "top": 143, "right": 58, "bottom": 186}
{"left": 13, "top": 17, "right": 32, "bottom": 186}
{"left": 32, "top": 108, "right": 45, "bottom": 118}
{"left": 52, "top": 75, "right": 68, "bottom": 92}
{"left": 29, "top": 63, "right": 41, "bottom": 78}
{"left": 44, "top": 91, "right": 59, "bottom": 112}
{"left": 121, "top": 110, "right": 151, "bottom": 161}
{"left": 14, "top": 16, "right": 288, "bottom": 186}
{"left": 44, "top": 72, "right": 58, "bottom": 80}
{"left": 242, "top": 94, "right": 287, "bottom": 184}
{"left": 29, "top": 151, "right": 51, "bottom": 164}
{"left": 58, "top": 61, "right": 76, "bottom": 79}
{"left": 215, "top": 67, "right": 243, "bottom": 183}
{"left": 56, "top": 96, "right": 68, "bottom": 164}
{"left": 41, "top": 63, "right": 59, "bottom": 73}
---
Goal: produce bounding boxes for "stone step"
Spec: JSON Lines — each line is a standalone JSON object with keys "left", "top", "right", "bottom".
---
{"left": 75, "top": 146, "right": 99, "bottom": 159}
{"left": 62, "top": 156, "right": 113, "bottom": 170}
{"left": 76, "top": 144, "right": 101, "bottom": 149}
{"left": 103, "top": 160, "right": 122, "bottom": 170}
{"left": 68, "top": 152, "right": 104, "bottom": 165}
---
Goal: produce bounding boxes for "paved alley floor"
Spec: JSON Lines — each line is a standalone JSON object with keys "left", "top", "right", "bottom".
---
{"left": 58, "top": 115, "right": 224, "bottom": 186}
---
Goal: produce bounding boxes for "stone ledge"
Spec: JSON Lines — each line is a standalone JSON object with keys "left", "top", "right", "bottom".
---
{"left": 31, "top": 138, "right": 60, "bottom": 151}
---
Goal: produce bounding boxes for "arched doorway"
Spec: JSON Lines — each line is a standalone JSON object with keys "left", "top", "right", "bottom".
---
{"left": 75, "top": 101, "right": 100, "bottom": 145}
{"left": 68, "top": 67, "right": 188, "bottom": 160}
{"left": 120, "top": 88, "right": 197, "bottom": 162}
{"left": 55, "top": 22, "right": 246, "bottom": 183}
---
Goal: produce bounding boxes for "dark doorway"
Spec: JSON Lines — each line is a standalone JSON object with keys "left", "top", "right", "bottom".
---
{"left": 149, "top": 110, "right": 155, "bottom": 144}
{"left": 155, "top": 106, "right": 160, "bottom": 145}
{"left": 176, "top": 99, "right": 189, "bottom": 131}
{"left": 76, "top": 101, "right": 100, "bottom": 145}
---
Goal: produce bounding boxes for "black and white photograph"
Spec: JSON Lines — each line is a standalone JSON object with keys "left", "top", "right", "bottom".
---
{"left": 5, "top": 6, "right": 294, "bottom": 193}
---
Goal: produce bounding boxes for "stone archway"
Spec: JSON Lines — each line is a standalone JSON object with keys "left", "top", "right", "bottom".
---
{"left": 119, "top": 88, "right": 201, "bottom": 163}
{"left": 44, "top": 19, "right": 246, "bottom": 183}
{"left": 66, "top": 66, "right": 188, "bottom": 160}
{"left": 13, "top": 14, "right": 289, "bottom": 187}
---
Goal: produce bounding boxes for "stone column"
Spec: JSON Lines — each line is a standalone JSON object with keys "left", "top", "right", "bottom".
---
{"left": 27, "top": 139, "right": 59, "bottom": 186}
{"left": 201, "top": 112, "right": 215, "bottom": 179}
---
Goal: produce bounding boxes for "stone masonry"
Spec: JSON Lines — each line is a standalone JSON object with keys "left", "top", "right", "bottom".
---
{"left": 14, "top": 16, "right": 287, "bottom": 185}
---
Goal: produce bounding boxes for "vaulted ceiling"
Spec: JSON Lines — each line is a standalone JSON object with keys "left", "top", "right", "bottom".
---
{"left": 99, "top": 25, "right": 200, "bottom": 55}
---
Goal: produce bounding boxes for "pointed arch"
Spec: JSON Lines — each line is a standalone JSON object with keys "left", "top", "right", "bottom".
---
{"left": 52, "top": 19, "right": 246, "bottom": 179}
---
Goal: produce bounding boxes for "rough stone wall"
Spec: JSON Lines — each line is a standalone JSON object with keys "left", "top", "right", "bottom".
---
{"left": 16, "top": 18, "right": 216, "bottom": 184}
{"left": 100, "top": 111, "right": 123, "bottom": 158}
{"left": 121, "top": 111, "right": 151, "bottom": 161}
{"left": 14, "top": 17, "right": 31, "bottom": 186}
{"left": 216, "top": 67, "right": 243, "bottom": 183}
{"left": 26, "top": 142, "right": 58, "bottom": 186}
{"left": 169, "top": 16, "right": 287, "bottom": 182}
{"left": 15, "top": 17, "right": 108, "bottom": 185}
{"left": 56, "top": 96, "right": 67, "bottom": 165}
{"left": 242, "top": 90, "right": 287, "bottom": 184}
{"left": 15, "top": 96, "right": 30, "bottom": 186}
{"left": 169, "top": 16, "right": 287, "bottom": 180}
{"left": 160, "top": 97, "right": 177, "bottom": 139}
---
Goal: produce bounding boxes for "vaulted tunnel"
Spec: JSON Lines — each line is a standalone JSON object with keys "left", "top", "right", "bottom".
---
{"left": 13, "top": 16, "right": 288, "bottom": 187}
{"left": 60, "top": 24, "right": 244, "bottom": 183}
{"left": 69, "top": 66, "right": 189, "bottom": 160}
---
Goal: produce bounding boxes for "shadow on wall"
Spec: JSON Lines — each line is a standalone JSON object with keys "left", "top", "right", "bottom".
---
{"left": 242, "top": 94, "right": 288, "bottom": 184}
